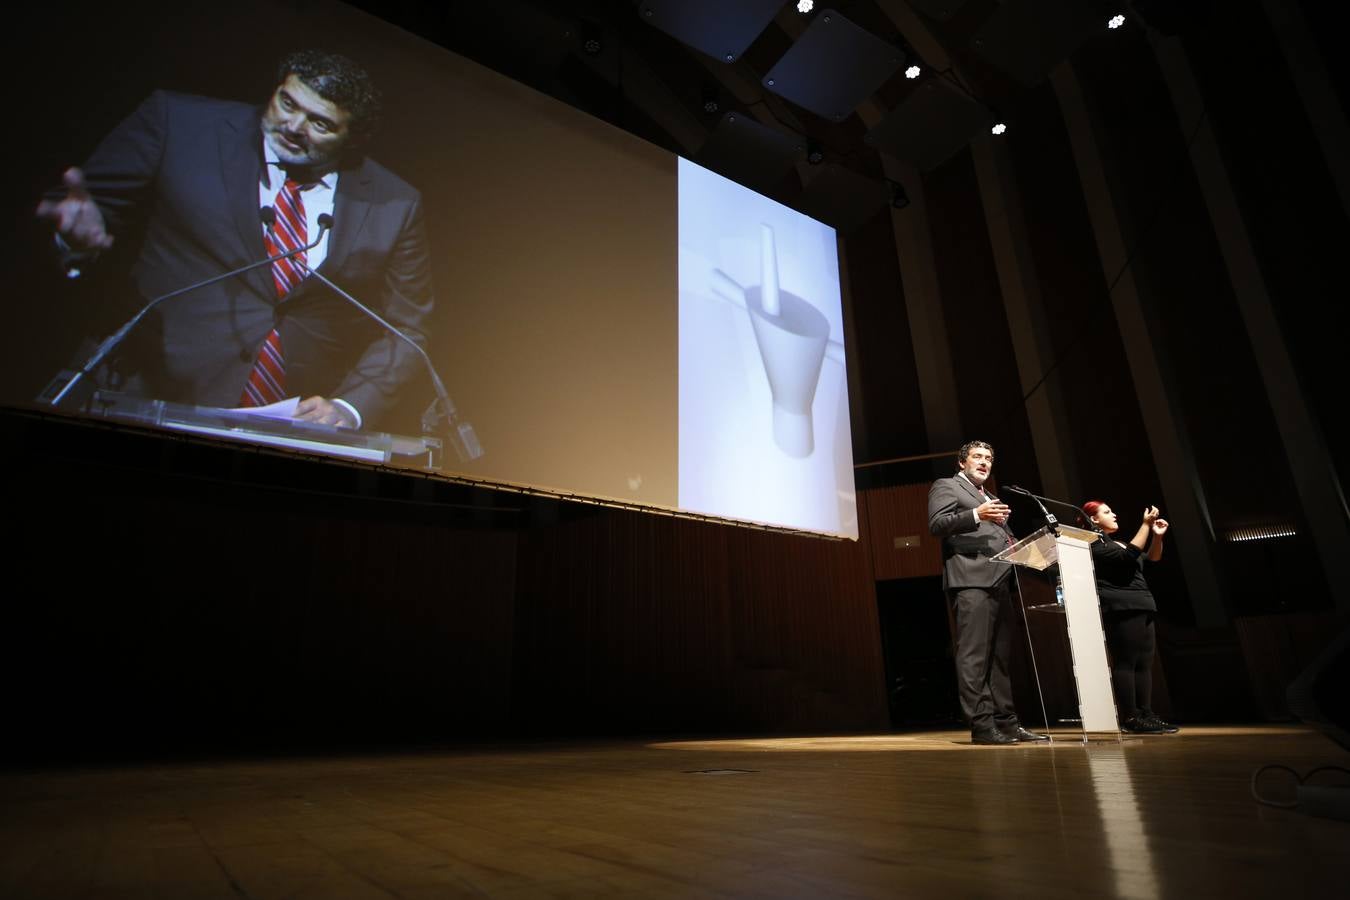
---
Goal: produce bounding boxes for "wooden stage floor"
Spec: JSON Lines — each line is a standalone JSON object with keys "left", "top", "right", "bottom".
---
{"left": 1, "top": 726, "right": 1346, "bottom": 898}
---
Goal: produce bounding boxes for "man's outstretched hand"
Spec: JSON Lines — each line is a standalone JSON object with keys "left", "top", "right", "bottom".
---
{"left": 977, "top": 499, "right": 1011, "bottom": 526}
{"left": 36, "top": 167, "right": 113, "bottom": 252}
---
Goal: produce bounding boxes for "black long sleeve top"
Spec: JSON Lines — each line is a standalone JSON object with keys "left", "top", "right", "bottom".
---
{"left": 1089, "top": 535, "right": 1157, "bottom": 613}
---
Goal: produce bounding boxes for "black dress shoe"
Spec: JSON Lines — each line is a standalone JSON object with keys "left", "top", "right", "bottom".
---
{"left": 1140, "top": 713, "right": 1179, "bottom": 734}
{"left": 1006, "top": 726, "right": 1050, "bottom": 742}
{"left": 972, "top": 727, "right": 1019, "bottom": 745}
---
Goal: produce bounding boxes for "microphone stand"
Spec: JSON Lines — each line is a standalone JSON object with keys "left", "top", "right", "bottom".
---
{"left": 1004, "top": 487, "right": 1058, "bottom": 535}
{"left": 300, "top": 265, "right": 482, "bottom": 463}
{"left": 1005, "top": 486, "right": 1091, "bottom": 533}
{"left": 290, "top": 213, "right": 482, "bottom": 464}
{"left": 48, "top": 224, "right": 330, "bottom": 408}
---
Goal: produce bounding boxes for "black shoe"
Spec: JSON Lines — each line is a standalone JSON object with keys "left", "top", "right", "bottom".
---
{"left": 1140, "top": 713, "right": 1179, "bottom": 734}
{"left": 972, "top": 726, "right": 1019, "bottom": 745}
{"left": 1120, "top": 716, "right": 1168, "bottom": 734}
{"left": 1006, "top": 726, "right": 1050, "bottom": 742}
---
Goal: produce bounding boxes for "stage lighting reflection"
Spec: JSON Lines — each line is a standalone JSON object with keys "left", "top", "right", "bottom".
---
{"left": 1087, "top": 748, "right": 1160, "bottom": 900}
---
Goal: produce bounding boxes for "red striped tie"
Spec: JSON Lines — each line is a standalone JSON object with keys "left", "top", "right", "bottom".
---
{"left": 240, "top": 178, "right": 308, "bottom": 407}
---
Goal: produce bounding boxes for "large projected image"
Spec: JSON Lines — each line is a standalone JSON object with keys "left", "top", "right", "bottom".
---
{"left": 35, "top": 52, "right": 452, "bottom": 458}
{"left": 10, "top": 0, "right": 676, "bottom": 505}
{"left": 5, "top": 0, "right": 858, "bottom": 539}
{"left": 678, "top": 159, "right": 857, "bottom": 539}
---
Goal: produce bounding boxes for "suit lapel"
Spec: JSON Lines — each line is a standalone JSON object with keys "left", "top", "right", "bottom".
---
{"left": 219, "top": 110, "right": 274, "bottom": 303}
{"left": 955, "top": 474, "right": 984, "bottom": 506}
{"left": 324, "top": 158, "right": 374, "bottom": 277}
{"left": 281, "top": 158, "right": 374, "bottom": 304}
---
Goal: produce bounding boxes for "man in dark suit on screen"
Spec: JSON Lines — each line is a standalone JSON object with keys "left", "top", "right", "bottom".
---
{"left": 37, "top": 49, "right": 432, "bottom": 431}
{"left": 928, "top": 440, "right": 1048, "bottom": 745}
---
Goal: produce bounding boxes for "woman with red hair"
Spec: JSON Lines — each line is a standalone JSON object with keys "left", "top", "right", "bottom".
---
{"left": 1082, "top": 500, "right": 1179, "bottom": 735}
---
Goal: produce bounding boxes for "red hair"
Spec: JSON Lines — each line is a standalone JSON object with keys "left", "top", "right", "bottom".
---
{"left": 1082, "top": 500, "right": 1105, "bottom": 518}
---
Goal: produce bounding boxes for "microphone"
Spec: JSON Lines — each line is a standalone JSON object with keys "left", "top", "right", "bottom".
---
{"left": 264, "top": 210, "right": 482, "bottom": 463}
{"left": 47, "top": 208, "right": 329, "bottom": 407}
{"left": 1005, "top": 485, "right": 1094, "bottom": 529}
{"left": 1004, "top": 485, "right": 1059, "bottom": 530}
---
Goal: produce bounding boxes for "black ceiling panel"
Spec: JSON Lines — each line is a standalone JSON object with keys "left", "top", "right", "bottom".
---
{"left": 637, "top": 0, "right": 784, "bottom": 63}
{"left": 864, "top": 78, "right": 994, "bottom": 172}
{"left": 762, "top": 10, "right": 905, "bottom": 121}
{"left": 969, "top": 0, "right": 1115, "bottom": 86}
{"left": 798, "top": 163, "right": 888, "bottom": 233}
{"left": 694, "top": 112, "right": 804, "bottom": 194}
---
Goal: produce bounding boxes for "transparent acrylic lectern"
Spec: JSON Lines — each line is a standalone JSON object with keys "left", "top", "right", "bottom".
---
{"left": 74, "top": 391, "right": 443, "bottom": 468}
{"left": 993, "top": 524, "right": 1120, "bottom": 741}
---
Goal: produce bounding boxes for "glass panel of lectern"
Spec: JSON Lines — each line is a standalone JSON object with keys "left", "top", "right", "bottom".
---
{"left": 77, "top": 391, "right": 442, "bottom": 468}
{"left": 993, "top": 524, "right": 1120, "bottom": 741}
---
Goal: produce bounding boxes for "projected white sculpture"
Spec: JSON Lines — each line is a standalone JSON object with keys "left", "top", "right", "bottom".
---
{"left": 710, "top": 225, "right": 843, "bottom": 458}
{"left": 677, "top": 157, "right": 857, "bottom": 539}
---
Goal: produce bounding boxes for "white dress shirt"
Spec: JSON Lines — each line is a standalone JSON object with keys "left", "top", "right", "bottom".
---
{"left": 258, "top": 145, "right": 361, "bottom": 428}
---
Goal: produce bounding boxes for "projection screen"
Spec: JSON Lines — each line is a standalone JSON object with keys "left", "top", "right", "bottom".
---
{"left": 3, "top": 0, "right": 858, "bottom": 539}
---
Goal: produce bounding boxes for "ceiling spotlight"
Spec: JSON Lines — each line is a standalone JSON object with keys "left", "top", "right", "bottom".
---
{"left": 797, "top": 0, "right": 815, "bottom": 13}
{"left": 581, "top": 20, "right": 604, "bottom": 56}
{"left": 806, "top": 138, "right": 825, "bottom": 165}
{"left": 1108, "top": 14, "right": 1126, "bottom": 29}
{"left": 701, "top": 86, "right": 720, "bottom": 115}
{"left": 905, "top": 64, "right": 921, "bottom": 79}
{"left": 991, "top": 122, "right": 1007, "bottom": 135}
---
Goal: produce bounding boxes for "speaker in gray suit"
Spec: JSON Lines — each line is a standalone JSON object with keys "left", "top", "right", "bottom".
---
{"left": 928, "top": 440, "right": 1048, "bottom": 745}
{"left": 38, "top": 50, "right": 433, "bottom": 432}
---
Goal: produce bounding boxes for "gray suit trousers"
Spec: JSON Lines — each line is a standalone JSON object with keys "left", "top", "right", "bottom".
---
{"left": 952, "top": 579, "right": 1018, "bottom": 730}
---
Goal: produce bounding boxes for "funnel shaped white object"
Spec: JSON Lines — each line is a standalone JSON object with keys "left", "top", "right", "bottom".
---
{"left": 760, "top": 223, "right": 781, "bottom": 316}
{"left": 746, "top": 285, "right": 830, "bottom": 458}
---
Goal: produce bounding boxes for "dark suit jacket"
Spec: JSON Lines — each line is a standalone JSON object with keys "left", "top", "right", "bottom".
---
{"left": 927, "top": 474, "right": 1015, "bottom": 591}
{"left": 77, "top": 90, "right": 433, "bottom": 427}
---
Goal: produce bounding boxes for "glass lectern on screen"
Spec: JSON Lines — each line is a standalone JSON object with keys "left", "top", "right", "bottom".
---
{"left": 6, "top": 0, "right": 857, "bottom": 539}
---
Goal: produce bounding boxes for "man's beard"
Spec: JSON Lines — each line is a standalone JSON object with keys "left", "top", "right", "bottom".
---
{"left": 263, "top": 125, "right": 337, "bottom": 170}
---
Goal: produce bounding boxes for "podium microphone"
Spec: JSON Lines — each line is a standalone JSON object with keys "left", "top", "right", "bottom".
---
{"left": 47, "top": 212, "right": 331, "bottom": 407}
{"left": 264, "top": 210, "right": 483, "bottom": 464}
{"left": 1005, "top": 485, "right": 1094, "bottom": 530}
{"left": 1004, "top": 485, "right": 1060, "bottom": 529}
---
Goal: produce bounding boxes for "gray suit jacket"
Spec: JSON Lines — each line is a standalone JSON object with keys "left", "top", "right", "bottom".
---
{"left": 927, "top": 474, "right": 1015, "bottom": 591}
{"left": 75, "top": 90, "right": 434, "bottom": 428}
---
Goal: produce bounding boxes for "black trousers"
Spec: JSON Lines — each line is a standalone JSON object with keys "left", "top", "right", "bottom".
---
{"left": 1102, "top": 609, "right": 1156, "bottom": 718}
{"left": 952, "top": 578, "right": 1019, "bottom": 731}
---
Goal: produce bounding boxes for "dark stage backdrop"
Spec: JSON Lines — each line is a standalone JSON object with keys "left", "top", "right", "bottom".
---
{"left": 1, "top": 410, "right": 883, "bottom": 759}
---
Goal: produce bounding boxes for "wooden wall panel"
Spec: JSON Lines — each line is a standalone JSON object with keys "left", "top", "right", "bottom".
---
{"left": 863, "top": 483, "right": 943, "bottom": 580}
{"left": 513, "top": 508, "right": 888, "bottom": 735}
